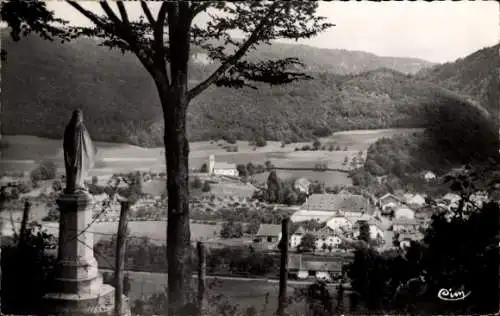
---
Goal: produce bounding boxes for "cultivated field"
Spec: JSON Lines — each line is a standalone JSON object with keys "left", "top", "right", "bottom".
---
{"left": 253, "top": 170, "right": 352, "bottom": 187}
{"left": 1, "top": 128, "right": 423, "bottom": 176}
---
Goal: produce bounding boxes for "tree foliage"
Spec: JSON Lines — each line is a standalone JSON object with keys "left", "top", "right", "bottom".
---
{"left": 298, "top": 233, "right": 316, "bottom": 253}
{"left": 220, "top": 220, "right": 243, "bottom": 239}
{"left": 348, "top": 167, "right": 500, "bottom": 314}
{"left": 30, "top": 160, "right": 57, "bottom": 182}
{"left": 1, "top": 1, "right": 333, "bottom": 313}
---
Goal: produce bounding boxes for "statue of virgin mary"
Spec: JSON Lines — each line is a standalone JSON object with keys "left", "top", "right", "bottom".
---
{"left": 63, "top": 109, "right": 96, "bottom": 193}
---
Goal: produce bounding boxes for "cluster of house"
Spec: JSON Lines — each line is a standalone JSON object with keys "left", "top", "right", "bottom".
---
{"left": 256, "top": 189, "right": 462, "bottom": 251}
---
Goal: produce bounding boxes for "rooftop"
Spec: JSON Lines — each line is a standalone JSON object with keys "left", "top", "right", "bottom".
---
{"left": 288, "top": 255, "right": 343, "bottom": 272}
{"left": 256, "top": 224, "right": 282, "bottom": 237}
{"left": 290, "top": 210, "right": 337, "bottom": 223}
{"left": 213, "top": 162, "right": 237, "bottom": 169}
{"left": 302, "top": 193, "right": 371, "bottom": 214}
{"left": 399, "top": 232, "right": 424, "bottom": 241}
{"left": 393, "top": 217, "right": 418, "bottom": 225}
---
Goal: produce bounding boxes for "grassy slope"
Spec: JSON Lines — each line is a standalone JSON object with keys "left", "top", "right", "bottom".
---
{"left": 2, "top": 34, "right": 440, "bottom": 145}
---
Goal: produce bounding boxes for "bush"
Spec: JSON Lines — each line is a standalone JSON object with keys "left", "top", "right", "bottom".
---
{"left": 192, "top": 176, "right": 202, "bottom": 189}
{"left": 202, "top": 181, "right": 211, "bottom": 192}
{"left": 313, "top": 139, "right": 322, "bottom": 150}
{"left": 30, "top": 160, "right": 57, "bottom": 182}
{"left": 313, "top": 127, "right": 331, "bottom": 138}
{"left": 200, "top": 163, "right": 209, "bottom": 173}
{"left": 224, "top": 134, "right": 237, "bottom": 144}
{"left": 255, "top": 136, "right": 267, "bottom": 147}
{"left": 1, "top": 224, "right": 57, "bottom": 314}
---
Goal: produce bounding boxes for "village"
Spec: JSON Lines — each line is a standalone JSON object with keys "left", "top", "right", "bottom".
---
{"left": 1, "top": 152, "right": 490, "bottom": 285}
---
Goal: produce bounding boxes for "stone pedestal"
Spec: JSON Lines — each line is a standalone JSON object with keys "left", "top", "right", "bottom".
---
{"left": 42, "top": 191, "right": 130, "bottom": 316}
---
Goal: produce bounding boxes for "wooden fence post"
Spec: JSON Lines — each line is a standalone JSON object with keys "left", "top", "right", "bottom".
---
{"left": 277, "top": 217, "right": 290, "bottom": 316}
{"left": 197, "top": 241, "right": 206, "bottom": 315}
{"left": 114, "top": 201, "right": 130, "bottom": 316}
{"left": 18, "top": 200, "right": 31, "bottom": 248}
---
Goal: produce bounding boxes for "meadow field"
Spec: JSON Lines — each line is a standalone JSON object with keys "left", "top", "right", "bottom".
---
{"left": 1, "top": 128, "right": 423, "bottom": 176}
{"left": 1, "top": 217, "right": 221, "bottom": 245}
{"left": 253, "top": 170, "right": 352, "bottom": 187}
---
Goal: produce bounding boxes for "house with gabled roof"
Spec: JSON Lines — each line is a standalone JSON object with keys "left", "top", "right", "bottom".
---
{"left": 378, "top": 193, "right": 403, "bottom": 212}
{"left": 405, "top": 193, "right": 426, "bottom": 208}
{"left": 290, "top": 210, "right": 337, "bottom": 223}
{"left": 393, "top": 217, "right": 419, "bottom": 233}
{"left": 254, "top": 224, "right": 282, "bottom": 244}
{"left": 399, "top": 231, "right": 424, "bottom": 248}
{"left": 353, "top": 219, "right": 385, "bottom": 240}
{"left": 302, "top": 193, "right": 372, "bottom": 217}
{"left": 288, "top": 254, "right": 343, "bottom": 280}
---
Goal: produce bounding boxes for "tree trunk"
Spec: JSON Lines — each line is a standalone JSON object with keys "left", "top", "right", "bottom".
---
{"left": 160, "top": 83, "right": 192, "bottom": 315}
{"left": 115, "top": 201, "right": 130, "bottom": 316}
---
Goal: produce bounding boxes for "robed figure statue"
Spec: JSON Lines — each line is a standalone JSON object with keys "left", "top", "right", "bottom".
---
{"left": 63, "top": 109, "right": 96, "bottom": 193}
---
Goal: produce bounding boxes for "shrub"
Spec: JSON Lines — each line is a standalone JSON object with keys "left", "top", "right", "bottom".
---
{"left": 1, "top": 223, "right": 57, "bottom": 314}
{"left": 313, "top": 139, "right": 322, "bottom": 150}
{"left": 51, "top": 179, "right": 62, "bottom": 192}
{"left": 200, "top": 163, "right": 209, "bottom": 173}
{"left": 192, "top": 176, "right": 202, "bottom": 189}
{"left": 30, "top": 160, "right": 57, "bottom": 182}
{"left": 255, "top": 136, "right": 267, "bottom": 147}
{"left": 202, "top": 181, "right": 212, "bottom": 192}
{"left": 313, "top": 127, "right": 331, "bottom": 138}
{"left": 224, "top": 134, "right": 237, "bottom": 144}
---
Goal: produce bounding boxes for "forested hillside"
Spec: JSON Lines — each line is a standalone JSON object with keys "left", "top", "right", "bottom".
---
{"left": 418, "top": 44, "right": 499, "bottom": 120}
{"left": 361, "top": 90, "right": 499, "bottom": 185}
{"left": 2, "top": 33, "right": 438, "bottom": 146}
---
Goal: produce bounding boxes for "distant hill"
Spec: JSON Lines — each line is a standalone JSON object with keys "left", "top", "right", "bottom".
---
{"left": 418, "top": 44, "right": 499, "bottom": 121}
{"left": 1, "top": 33, "right": 438, "bottom": 146}
{"left": 1, "top": 32, "right": 493, "bottom": 151}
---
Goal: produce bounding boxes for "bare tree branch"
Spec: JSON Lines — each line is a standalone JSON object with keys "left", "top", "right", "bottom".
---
{"left": 100, "top": 1, "right": 122, "bottom": 26}
{"left": 140, "top": 1, "right": 156, "bottom": 25}
{"left": 116, "top": 1, "right": 130, "bottom": 26}
{"left": 187, "top": 2, "right": 281, "bottom": 101}
{"left": 157, "top": 2, "right": 168, "bottom": 29}
{"left": 66, "top": 1, "right": 107, "bottom": 30}
{"left": 188, "top": 2, "right": 212, "bottom": 22}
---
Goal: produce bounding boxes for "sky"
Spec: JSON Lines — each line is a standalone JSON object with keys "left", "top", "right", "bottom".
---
{"left": 45, "top": 1, "right": 499, "bottom": 64}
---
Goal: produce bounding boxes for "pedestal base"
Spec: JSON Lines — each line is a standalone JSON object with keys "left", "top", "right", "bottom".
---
{"left": 42, "top": 284, "right": 131, "bottom": 316}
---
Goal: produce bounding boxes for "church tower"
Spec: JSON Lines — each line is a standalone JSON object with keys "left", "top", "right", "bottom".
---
{"left": 208, "top": 154, "right": 215, "bottom": 174}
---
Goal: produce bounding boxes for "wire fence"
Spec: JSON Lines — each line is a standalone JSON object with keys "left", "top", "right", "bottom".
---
{"left": 0, "top": 197, "right": 351, "bottom": 315}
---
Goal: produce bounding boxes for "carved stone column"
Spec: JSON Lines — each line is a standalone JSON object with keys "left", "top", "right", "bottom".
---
{"left": 42, "top": 191, "right": 130, "bottom": 316}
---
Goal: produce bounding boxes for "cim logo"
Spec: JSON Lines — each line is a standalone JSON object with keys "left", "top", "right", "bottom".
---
{"left": 437, "top": 288, "right": 471, "bottom": 301}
